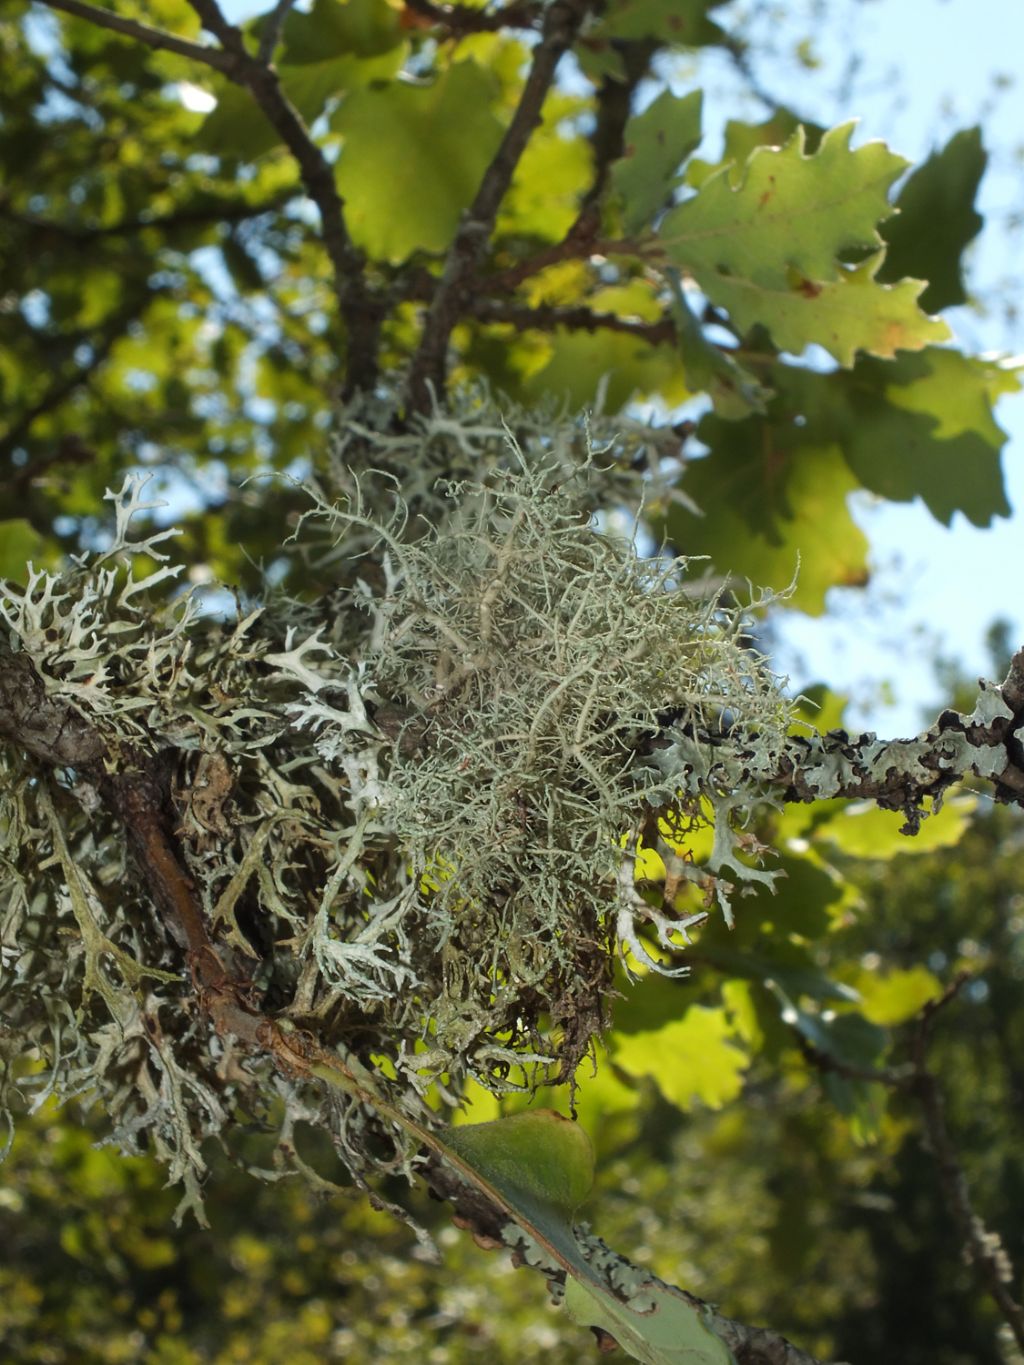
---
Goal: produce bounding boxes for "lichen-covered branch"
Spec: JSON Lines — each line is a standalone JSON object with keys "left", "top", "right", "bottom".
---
{"left": 657, "top": 648, "right": 1024, "bottom": 830}
{"left": 0, "top": 628, "right": 836, "bottom": 1365}
{"left": 0, "top": 431, "right": 1020, "bottom": 1361}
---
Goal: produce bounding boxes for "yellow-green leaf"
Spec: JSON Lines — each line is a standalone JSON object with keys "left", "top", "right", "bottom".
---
{"left": 0, "top": 519, "right": 51, "bottom": 581}
{"left": 854, "top": 966, "right": 943, "bottom": 1027}
{"left": 613, "top": 1005, "right": 749, "bottom": 1111}
{"left": 667, "top": 439, "right": 869, "bottom": 615}
{"left": 662, "top": 122, "right": 904, "bottom": 286}
{"left": 814, "top": 794, "right": 977, "bottom": 860}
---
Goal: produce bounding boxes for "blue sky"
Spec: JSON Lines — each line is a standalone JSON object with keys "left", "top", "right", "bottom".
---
{"left": 216, "top": 0, "right": 1024, "bottom": 735}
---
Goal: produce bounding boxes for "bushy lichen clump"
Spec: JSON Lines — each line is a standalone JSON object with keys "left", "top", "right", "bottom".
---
{"left": 284, "top": 451, "right": 787, "bottom": 1080}
{"left": 0, "top": 395, "right": 789, "bottom": 1207}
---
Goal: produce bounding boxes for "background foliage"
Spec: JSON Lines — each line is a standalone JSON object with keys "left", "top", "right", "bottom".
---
{"left": 1, "top": 0, "right": 1022, "bottom": 1361}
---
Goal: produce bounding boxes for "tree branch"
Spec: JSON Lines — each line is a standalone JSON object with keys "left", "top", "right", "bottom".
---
{"left": 257, "top": 0, "right": 299, "bottom": 63}
{"left": 576, "top": 38, "right": 657, "bottom": 220}
{"left": 187, "top": 0, "right": 248, "bottom": 53}
{"left": 483, "top": 230, "right": 639, "bottom": 295}
{"left": 33, "top": 0, "right": 239, "bottom": 73}
{"left": 39, "top": 0, "right": 382, "bottom": 396}
{"left": 405, "top": 0, "right": 594, "bottom": 412}
{"left": 183, "top": 0, "right": 382, "bottom": 394}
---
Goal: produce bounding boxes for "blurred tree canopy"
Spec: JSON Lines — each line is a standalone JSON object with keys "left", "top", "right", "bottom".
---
{"left": 1, "top": 1, "right": 1023, "bottom": 1362}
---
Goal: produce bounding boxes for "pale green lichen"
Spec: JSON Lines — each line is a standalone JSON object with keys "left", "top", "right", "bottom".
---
{"left": 0, "top": 396, "right": 791, "bottom": 1209}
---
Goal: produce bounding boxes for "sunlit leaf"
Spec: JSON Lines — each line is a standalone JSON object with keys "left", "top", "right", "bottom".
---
{"left": 854, "top": 966, "right": 943, "bottom": 1026}
{"left": 0, "top": 519, "right": 51, "bottom": 580}
{"left": 814, "top": 794, "right": 978, "bottom": 860}
{"left": 613, "top": 1005, "right": 749, "bottom": 1111}
{"left": 333, "top": 62, "right": 504, "bottom": 261}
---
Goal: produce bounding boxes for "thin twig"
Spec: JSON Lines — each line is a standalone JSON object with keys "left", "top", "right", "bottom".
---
{"left": 403, "top": 0, "right": 544, "bottom": 33}
{"left": 576, "top": 38, "right": 657, "bottom": 219}
{"left": 257, "top": 0, "right": 299, "bottom": 63}
{"left": 483, "top": 230, "right": 639, "bottom": 295}
{"left": 187, "top": 0, "right": 248, "bottom": 53}
{"left": 405, "top": 0, "right": 594, "bottom": 412}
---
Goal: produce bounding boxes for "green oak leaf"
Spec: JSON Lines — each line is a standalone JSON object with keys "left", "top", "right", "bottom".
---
{"left": 806, "top": 354, "right": 1012, "bottom": 526}
{"left": 853, "top": 966, "right": 943, "bottom": 1027}
{"left": 661, "top": 122, "right": 905, "bottom": 289}
{"left": 685, "top": 111, "right": 825, "bottom": 190}
{"left": 499, "top": 94, "right": 593, "bottom": 243}
{"left": 523, "top": 328, "right": 687, "bottom": 412}
{"left": 880, "top": 347, "right": 1019, "bottom": 447}
{"left": 563, "top": 1277, "right": 735, "bottom": 1365}
{"left": 444, "top": 1110, "right": 594, "bottom": 1225}
{"left": 196, "top": 0, "right": 407, "bottom": 157}
{"left": 687, "top": 354, "right": 1013, "bottom": 539}
{"left": 878, "top": 127, "right": 986, "bottom": 312}
{"left": 658, "top": 123, "right": 951, "bottom": 363}
{"left": 332, "top": 62, "right": 505, "bottom": 262}
{"left": 813, "top": 794, "right": 978, "bottom": 860}
{"left": 522, "top": 282, "right": 688, "bottom": 409}
{"left": 713, "top": 250, "right": 950, "bottom": 365}
{"left": 668, "top": 435, "right": 869, "bottom": 614}
{"left": 610, "top": 89, "right": 703, "bottom": 234}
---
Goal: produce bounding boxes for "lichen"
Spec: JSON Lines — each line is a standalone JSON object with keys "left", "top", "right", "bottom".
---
{"left": 0, "top": 394, "right": 791, "bottom": 1208}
